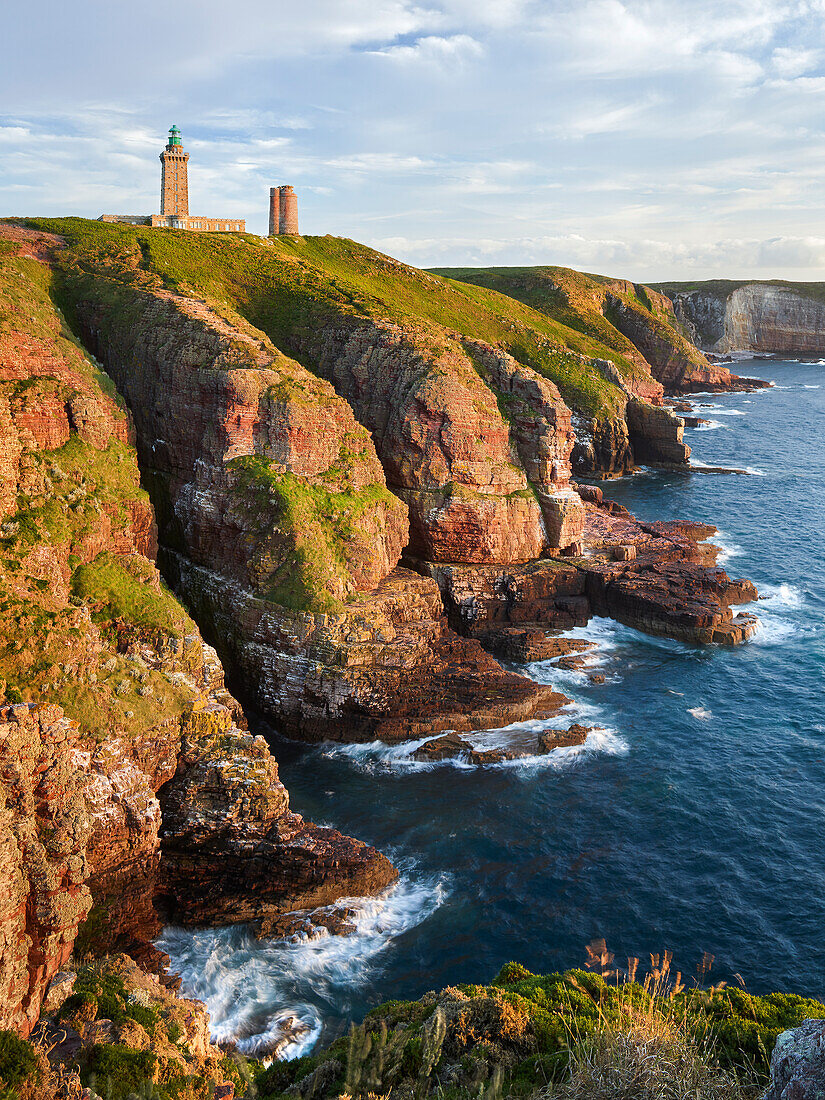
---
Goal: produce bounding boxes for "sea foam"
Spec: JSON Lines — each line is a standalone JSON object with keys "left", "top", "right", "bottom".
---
{"left": 156, "top": 873, "right": 448, "bottom": 1061}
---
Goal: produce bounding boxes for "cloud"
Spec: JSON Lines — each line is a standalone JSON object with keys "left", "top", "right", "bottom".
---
{"left": 368, "top": 33, "right": 484, "bottom": 65}
{"left": 771, "top": 45, "right": 821, "bottom": 77}
{"left": 2, "top": 0, "right": 825, "bottom": 278}
{"left": 368, "top": 232, "right": 825, "bottom": 280}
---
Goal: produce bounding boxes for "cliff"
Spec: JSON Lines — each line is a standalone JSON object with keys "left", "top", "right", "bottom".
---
{"left": 0, "top": 220, "right": 759, "bottom": 751}
{"left": 35, "top": 220, "right": 693, "bottom": 485}
{"left": 0, "top": 225, "right": 394, "bottom": 1035}
{"left": 657, "top": 279, "right": 825, "bottom": 354}
{"left": 430, "top": 265, "right": 755, "bottom": 398}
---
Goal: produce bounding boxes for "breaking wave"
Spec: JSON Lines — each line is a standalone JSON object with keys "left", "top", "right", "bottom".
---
{"left": 156, "top": 873, "right": 448, "bottom": 1061}
{"left": 690, "top": 459, "right": 765, "bottom": 475}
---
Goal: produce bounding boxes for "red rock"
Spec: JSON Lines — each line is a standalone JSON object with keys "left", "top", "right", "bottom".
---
{"left": 537, "top": 725, "right": 591, "bottom": 751}
{"left": 0, "top": 704, "right": 93, "bottom": 1037}
{"left": 412, "top": 732, "right": 472, "bottom": 761}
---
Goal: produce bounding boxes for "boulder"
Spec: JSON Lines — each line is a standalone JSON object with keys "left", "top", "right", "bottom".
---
{"left": 537, "top": 725, "right": 591, "bottom": 752}
{"left": 766, "top": 1018, "right": 825, "bottom": 1100}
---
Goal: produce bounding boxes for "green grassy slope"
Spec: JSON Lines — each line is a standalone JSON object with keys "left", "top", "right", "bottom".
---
{"left": 22, "top": 219, "right": 650, "bottom": 418}
{"left": 252, "top": 962, "right": 825, "bottom": 1100}
{"left": 433, "top": 264, "right": 708, "bottom": 379}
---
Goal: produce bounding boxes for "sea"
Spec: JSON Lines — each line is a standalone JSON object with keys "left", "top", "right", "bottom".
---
{"left": 157, "top": 357, "right": 825, "bottom": 1060}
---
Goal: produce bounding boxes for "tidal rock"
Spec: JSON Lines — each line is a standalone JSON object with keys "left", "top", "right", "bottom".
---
{"left": 412, "top": 732, "right": 472, "bottom": 761}
{"left": 537, "top": 725, "right": 591, "bottom": 751}
{"left": 625, "top": 398, "right": 690, "bottom": 466}
{"left": 261, "top": 905, "right": 359, "bottom": 940}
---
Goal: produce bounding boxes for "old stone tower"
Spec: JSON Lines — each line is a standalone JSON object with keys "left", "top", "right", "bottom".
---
{"left": 160, "top": 125, "right": 189, "bottom": 217}
{"left": 269, "top": 186, "right": 299, "bottom": 235}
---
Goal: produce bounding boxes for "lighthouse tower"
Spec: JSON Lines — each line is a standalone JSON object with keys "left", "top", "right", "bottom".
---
{"left": 159, "top": 125, "right": 189, "bottom": 217}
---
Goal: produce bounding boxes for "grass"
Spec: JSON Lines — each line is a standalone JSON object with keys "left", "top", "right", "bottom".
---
{"left": 0, "top": 1033, "right": 40, "bottom": 1100}
{"left": 250, "top": 955, "right": 825, "bottom": 1100}
{"left": 434, "top": 265, "right": 708, "bottom": 381}
{"left": 4, "top": 434, "right": 146, "bottom": 550}
{"left": 70, "top": 552, "right": 195, "bottom": 638}
{"left": 43, "top": 957, "right": 247, "bottom": 1100}
{"left": 0, "top": 229, "right": 202, "bottom": 737}
{"left": 230, "top": 455, "right": 403, "bottom": 612}
{"left": 23, "top": 218, "right": 632, "bottom": 419}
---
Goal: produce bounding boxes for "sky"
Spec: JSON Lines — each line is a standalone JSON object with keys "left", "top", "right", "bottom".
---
{"left": 3, "top": 0, "right": 825, "bottom": 281}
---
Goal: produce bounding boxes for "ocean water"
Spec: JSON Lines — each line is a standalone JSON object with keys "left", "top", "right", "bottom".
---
{"left": 158, "top": 358, "right": 825, "bottom": 1057}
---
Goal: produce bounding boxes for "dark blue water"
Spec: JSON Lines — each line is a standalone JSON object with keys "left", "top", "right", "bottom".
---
{"left": 159, "top": 358, "right": 825, "bottom": 1058}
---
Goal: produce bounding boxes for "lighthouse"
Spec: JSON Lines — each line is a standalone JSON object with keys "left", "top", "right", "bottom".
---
{"left": 159, "top": 125, "right": 190, "bottom": 219}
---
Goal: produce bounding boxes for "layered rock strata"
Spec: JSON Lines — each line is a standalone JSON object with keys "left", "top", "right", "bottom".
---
{"left": 602, "top": 282, "right": 739, "bottom": 392}
{"left": 411, "top": 487, "right": 757, "bottom": 650}
{"left": 0, "top": 704, "right": 92, "bottom": 1037}
{"left": 56, "top": 259, "right": 570, "bottom": 740}
{"left": 668, "top": 282, "right": 825, "bottom": 355}
{"left": 298, "top": 321, "right": 584, "bottom": 561}
{"left": 157, "top": 701, "right": 397, "bottom": 927}
{"left": 0, "top": 227, "right": 398, "bottom": 1034}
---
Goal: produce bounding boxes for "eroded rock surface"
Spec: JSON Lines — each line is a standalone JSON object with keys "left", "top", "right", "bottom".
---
{"left": 157, "top": 702, "right": 396, "bottom": 926}
{"left": 766, "top": 1018, "right": 825, "bottom": 1100}
{"left": 669, "top": 282, "right": 825, "bottom": 355}
{"left": 0, "top": 704, "right": 92, "bottom": 1037}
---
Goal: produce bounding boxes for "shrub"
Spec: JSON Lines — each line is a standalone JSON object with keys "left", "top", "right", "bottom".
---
{"left": 0, "top": 1033, "right": 40, "bottom": 1100}
{"left": 82, "top": 1044, "right": 157, "bottom": 1100}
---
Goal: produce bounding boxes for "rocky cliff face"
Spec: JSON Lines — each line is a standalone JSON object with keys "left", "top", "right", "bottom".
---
{"left": 24, "top": 232, "right": 560, "bottom": 743}
{"left": 0, "top": 703, "right": 92, "bottom": 1037}
{"left": 0, "top": 226, "right": 397, "bottom": 1034}
{"left": 602, "top": 284, "right": 738, "bottom": 391}
{"left": 433, "top": 265, "right": 747, "bottom": 401}
{"left": 301, "top": 321, "right": 584, "bottom": 561}
{"left": 669, "top": 282, "right": 825, "bottom": 354}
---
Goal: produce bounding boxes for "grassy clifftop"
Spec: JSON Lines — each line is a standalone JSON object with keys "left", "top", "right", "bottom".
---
{"left": 655, "top": 278, "right": 825, "bottom": 305}
{"left": 433, "top": 264, "right": 710, "bottom": 387}
{"left": 23, "top": 218, "right": 644, "bottom": 419}
{"left": 250, "top": 961, "right": 825, "bottom": 1100}
{"left": 6, "top": 958, "right": 822, "bottom": 1100}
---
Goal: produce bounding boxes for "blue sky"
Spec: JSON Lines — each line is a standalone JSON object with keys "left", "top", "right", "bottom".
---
{"left": 3, "top": 0, "right": 825, "bottom": 280}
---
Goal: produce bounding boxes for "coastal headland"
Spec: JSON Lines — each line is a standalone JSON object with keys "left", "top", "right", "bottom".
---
{"left": 5, "top": 216, "right": 823, "bottom": 1098}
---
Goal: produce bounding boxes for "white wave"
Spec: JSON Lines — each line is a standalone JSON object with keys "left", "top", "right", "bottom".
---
{"left": 156, "top": 874, "right": 448, "bottom": 1061}
{"left": 803, "top": 384, "right": 821, "bottom": 389}
{"left": 693, "top": 420, "right": 725, "bottom": 431}
{"left": 758, "top": 583, "right": 805, "bottom": 610}
{"left": 320, "top": 737, "right": 474, "bottom": 774}
{"left": 690, "top": 459, "right": 765, "bottom": 475}
{"left": 705, "top": 408, "right": 746, "bottom": 416}
{"left": 751, "top": 616, "right": 796, "bottom": 646}
{"left": 320, "top": 704, "right": 627, "bottom": 773}
{"left": 708, "top": 529, "right": 744, "bottom": 565}
{"left": 688, "top": 706, "right": 712, "bottom": 721}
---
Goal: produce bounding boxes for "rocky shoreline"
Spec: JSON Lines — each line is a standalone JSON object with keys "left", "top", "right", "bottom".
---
{"left": 0, "top": 220, "right": 769, "bottom": 1080}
